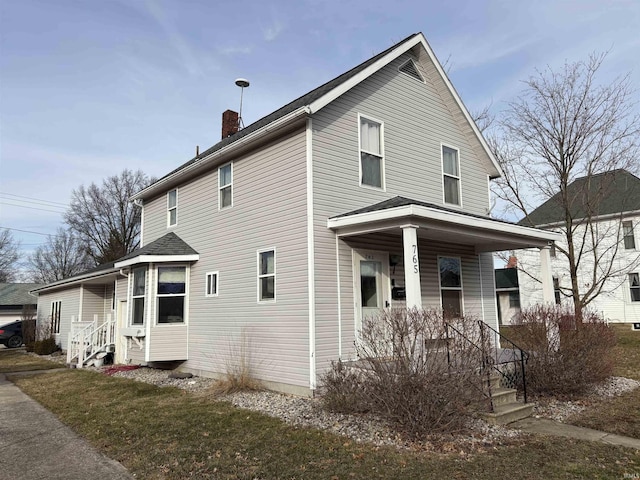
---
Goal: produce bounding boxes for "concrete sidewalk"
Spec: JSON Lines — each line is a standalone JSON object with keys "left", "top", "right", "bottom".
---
{"left": 0, "top": 372, "right": 133, "bottom": 480}
{"left": 512, "top": 417, "right": 640, "bottom": 450}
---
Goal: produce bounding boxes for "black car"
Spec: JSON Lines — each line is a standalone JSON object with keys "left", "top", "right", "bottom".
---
{"left": 0, "top": 320, "right": 23, "bottom": 348}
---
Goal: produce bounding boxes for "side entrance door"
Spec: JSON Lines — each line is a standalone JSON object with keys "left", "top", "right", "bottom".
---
{"left": 353, "top": 249, "right": 390, "bottom": 345}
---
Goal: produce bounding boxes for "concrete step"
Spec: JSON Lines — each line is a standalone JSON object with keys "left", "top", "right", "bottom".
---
{"left": 490, "top": 387, "right": 518, "bottom": 407}
{"left": 482, "top": 402, "right": 535, "bottom": 425}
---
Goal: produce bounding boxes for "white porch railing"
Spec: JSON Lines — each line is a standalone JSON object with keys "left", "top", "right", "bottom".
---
{"left": 67, "top": 314, "right": 115, "bottom": 368}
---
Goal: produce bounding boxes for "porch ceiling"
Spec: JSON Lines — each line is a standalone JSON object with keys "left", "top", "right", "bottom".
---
{"left": 327, "top": 202, "right": 562, "bottom": 253}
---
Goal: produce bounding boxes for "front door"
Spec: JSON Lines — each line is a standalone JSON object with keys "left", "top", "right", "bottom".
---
{"left": 353, "top": 250, "right": 390, "bottom": 343}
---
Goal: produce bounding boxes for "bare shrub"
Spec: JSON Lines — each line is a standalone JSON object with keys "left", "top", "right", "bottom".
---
{"left": 514, "top": 304, "right": 616, "bottom": 396}
{"left": 321, "top": 308, "right": 491, "bottom": 437}
{"left": 210, "top": 328, "right": 262, "bottom": 395}
{"left": 21, "top": 305, "right": 37, "bottom": 346}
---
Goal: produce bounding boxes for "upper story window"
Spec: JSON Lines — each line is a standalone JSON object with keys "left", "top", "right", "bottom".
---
{"left": 157, "top": 266, "right": 186, "bottom": 323}
{"left": 219, "top": 163, "right": 233, "bottom": 209}
{"left": 438, "top": 256, "right": 462, "bottom": 319}
{"left": 258, "top": 249, "right": 276, "bottom": 302}
{"left": 623, "top": 221, "right": 636, "bottom": 250}
{"left": 442, "top": 145, "right": 461, "bottom": 206}
{"left": 629, "top": 273, "right": 640, "bottom": 302}
{"left": 132, "top": 266, "right": 146, "bottom": 325}
{"left": 167, "top": 189, "right": 177, "bottom": 227}
{"left": 359, "top": 115, "right": 384, "bottom": 189}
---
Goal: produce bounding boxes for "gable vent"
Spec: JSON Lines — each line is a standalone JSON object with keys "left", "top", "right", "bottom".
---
{"left": 399, "top": 59, "right": 424, "bottom": 82}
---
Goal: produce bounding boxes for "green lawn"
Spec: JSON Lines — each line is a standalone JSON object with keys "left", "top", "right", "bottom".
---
{"left": 12, "top": 369, "right": 639, "bottom": 480}
{"left": 0, "top": 347, "right": 62, "bottom": 373}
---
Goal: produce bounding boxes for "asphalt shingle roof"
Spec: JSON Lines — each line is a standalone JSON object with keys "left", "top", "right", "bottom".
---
{"left": 115, "top": 232, "right": 198, "bottom": 263}
{"left": 519, "top": 169, "right": 640, "bottom": 227}
{"left": 149, "top": 33, "right": 420, "bottom": 189}
{"left": 0, "top": 283, "right": 41, "bottom": 306}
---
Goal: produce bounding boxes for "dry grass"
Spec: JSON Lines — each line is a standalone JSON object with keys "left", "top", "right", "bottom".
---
{"left": 0, "top": 347, "right": 62, "bottom": 373}
{"left": 567, "top": 324, "right": 640, "bottom": 438}
{"left": 11, "top": 369, "right": 640, "bottom": 479}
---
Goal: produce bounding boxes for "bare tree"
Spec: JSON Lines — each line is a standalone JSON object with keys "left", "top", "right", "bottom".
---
{"left": 492, "top": 52, "right": 640, "bottom": 318}
{"left": 0, "top": 229, "right": 21, "bottom": 282}
{"left": 28, "top": 228, "right": 93, "bottom": 283}
{"left": 64, "top": 169, "right": 155, "bottom": 265}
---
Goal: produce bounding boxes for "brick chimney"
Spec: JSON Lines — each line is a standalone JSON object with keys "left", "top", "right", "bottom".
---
{"left": 506, "top": 256, "right": 518, "bottom": 269}
{"left": 221, "top": 110, "right": 239, "bottom": 139}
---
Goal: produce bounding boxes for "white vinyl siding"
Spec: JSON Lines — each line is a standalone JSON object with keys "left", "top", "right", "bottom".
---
{"left": 36, "top": 287, "right": 81, "bottom": 349}
{"left": 311, "top": 52, "right": 496, "bottom": 376}
{"left": 167, "top": 189, "right": 177, "bottom": 227}
{"left": 141, "top": 128, "right": 309, "bottom": 392}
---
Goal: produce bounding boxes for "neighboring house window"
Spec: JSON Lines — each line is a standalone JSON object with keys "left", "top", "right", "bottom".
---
{"left": 553, "top": 277, "right": 561, "bottom": 305}
{"left": 50, "top": 301, "right": 61, "bottom": 334}
{"left": 205, "top": 271, "right": 219, "bottom": 297}
{"left": 157, "top": 266, "right": 186, "bottom": 323}
{"left": 167, "top": 189, "right": 177, "bottom": 227}
{"left": 630, "top": 273, "right": 640, "bottom": 302}
{"left": 219, "top": 163, "right": 233, "bottom": 209}
{"left": 509, "top": 291, "right": 521, "bottom": 309}
{"left": 132, "top": 267, "right": 146, "bottom": 325}
{"left": 438, "top": 256, "right": 462, "bottom": 318}
{"left": 359, "top": 115, "right": 384, "bottom": 189}
{"left": 442, "top": 145, "right": 461, "bottom": 206}
{"left": 258, "top": 249, "right": 276, "bottom": 301}
{"left": 623, "top": 221, "right": 636, "bottom": 250}
{"left": 549, "top": 244, "right": 556, "bottom": 258}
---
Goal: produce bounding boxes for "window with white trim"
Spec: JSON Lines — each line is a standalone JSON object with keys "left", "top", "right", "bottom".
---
{"left": 442, "top": 145, "right": 461, "bottom": 206}
{"left": 205, "top": 271, "right": 219, "bottom": 297}
{"left": 438, "top": 256, "right": 462, "bottom": 318}
{"left": 630, "top": 273, "right": 640, "bottom": 302}
{"left": 258, "top": 249, "right": 275, "bottom": 301}
{"left": 50, "top": 301, "right": 61, "bottom": 334}
{"left": 219, "top": 163, "right": 233, "bottom": 209}
{"left": 359, "top": 115, "right": 384, "bottom": 189}
{"left": 132, "top": 266, "right": 146, "bottom": 325}
{"left": 157, "top": 266, "right": 186, "bottom": 323}
{"left": 553, "top": 277, "right": 562, "bottom": 305}
{"left": 167, "top": 189, "right": 177, "bottom": 227}
{"left": 623, "top": 221, "right": 636, "bottom": 250}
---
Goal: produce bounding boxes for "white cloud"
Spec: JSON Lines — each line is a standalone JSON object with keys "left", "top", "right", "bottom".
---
{"left": 217, "top": 45, "right": 253, "bottom": 56}
{"left": 263, "top": 21, "right": 283, "bottom": 42}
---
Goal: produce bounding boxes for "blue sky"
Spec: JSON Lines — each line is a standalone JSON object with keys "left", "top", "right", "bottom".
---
{"left": 1, "top": 0, "right": 639, "bottom": 264}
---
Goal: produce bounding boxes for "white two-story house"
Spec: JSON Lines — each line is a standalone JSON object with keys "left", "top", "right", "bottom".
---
{"left": 516, "top": 169, "right": 640, "bottom": 324}
{"left": 32, "top": 33, "right": 559, "bottom": 396}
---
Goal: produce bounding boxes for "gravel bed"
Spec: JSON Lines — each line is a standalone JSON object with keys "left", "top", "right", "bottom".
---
{"left": 110, "top": 367, "right": 522, "bottom": 453}
{"left": 532, "top": 376, "right": 640, "bottom": 422}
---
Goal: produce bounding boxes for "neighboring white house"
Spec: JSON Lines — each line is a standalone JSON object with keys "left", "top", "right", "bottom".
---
{"left": 0, "top": 283, "right": 40, "bottom": 324}
{"left": 31, "top": 33, "right": 560, "bottom": 396}
{"left": 516, "top": 169, "right": 640, "bottom": 324}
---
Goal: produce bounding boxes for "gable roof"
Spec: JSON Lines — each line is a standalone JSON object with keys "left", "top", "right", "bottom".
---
{"left": 0, "top": 283, "right": 41, "bottom": 307}
{"left": 520, "top": 169, "right": 640, "bottom": 227}
{"left": 133, "top": 32, "right": 501, "bottom": 201}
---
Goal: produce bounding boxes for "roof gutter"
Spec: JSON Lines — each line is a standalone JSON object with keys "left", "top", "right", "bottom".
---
{"left": 132, "top": 106, "right": 310, "bottom": 201}
{"left": 30, "top": 267, "right": 120, "bottom": 294}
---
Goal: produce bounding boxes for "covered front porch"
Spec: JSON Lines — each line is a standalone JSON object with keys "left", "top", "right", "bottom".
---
{"left": 328, "top": 197, "right": 562, "bottom": 356}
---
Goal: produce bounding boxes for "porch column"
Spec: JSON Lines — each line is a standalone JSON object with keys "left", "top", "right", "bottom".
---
{"left": 539, "top": 245, "right": 555, "bottom": 304}
{"left": 402, "top": 225, "right": 422, "bottom": 308}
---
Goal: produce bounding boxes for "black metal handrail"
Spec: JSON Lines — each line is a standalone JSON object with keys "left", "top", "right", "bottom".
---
{"left": 444, "top": 320, "right": 530, "bottom": 410}
{"left": 477, "top": 320, "right": 529, "bottom": 404}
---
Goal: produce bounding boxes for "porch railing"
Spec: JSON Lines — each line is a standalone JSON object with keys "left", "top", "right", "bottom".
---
{"left": 67, "top": 314, "right": 115, "bottom": 368}
{"left": 444, "top": 320, "right": 529, "bottom": 411}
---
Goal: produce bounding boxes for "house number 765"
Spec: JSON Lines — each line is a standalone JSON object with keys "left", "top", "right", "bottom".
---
{"left": 412, "top": 245, "right": 419, "bottom": 273}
